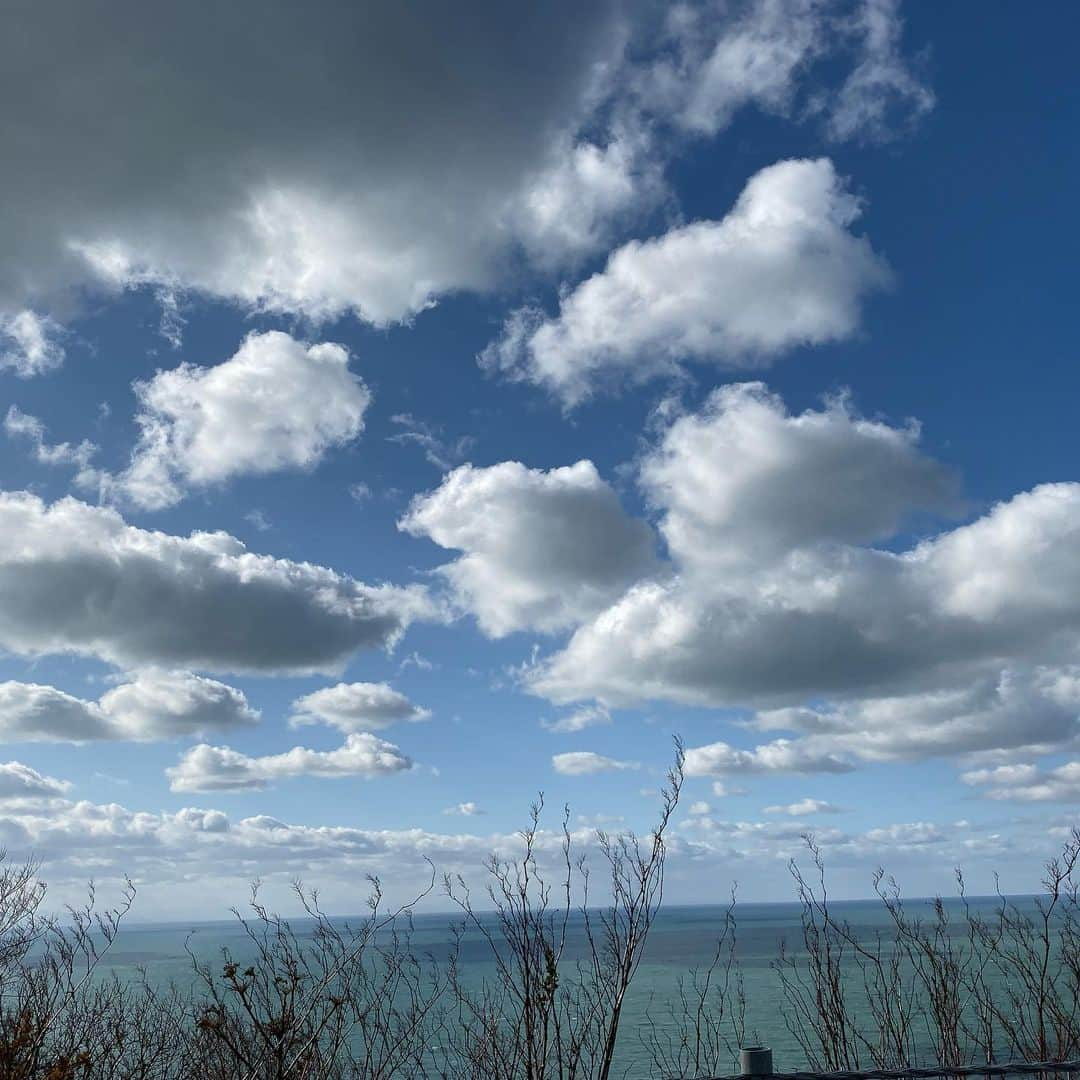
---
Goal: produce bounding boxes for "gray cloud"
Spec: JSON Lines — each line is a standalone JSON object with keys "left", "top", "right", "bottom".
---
{"left": 0, "top": 762, "right": 71, "bottom": 801}
{"left": 0, "top": 2, "right": 929, "bottom": 345}
{"left": 528, "top": 381, "right": 1080, "bottom": 718}
{"left": 400, "top": 460, "right": 657, "bottom": 636}
{"left": 0, "top": 671, "right": 258, "bottom": 743}
{"left": 0, "top": 1, "right": 629, "bottom": 325}
{"left": 753, "top": 667, "right": 1080, "bottom": 765}
{"left": 0, "top": 492, "right": 434, "bottom": 673}
{"left": 640, "top": 382, "right": 959, "bottom": 572}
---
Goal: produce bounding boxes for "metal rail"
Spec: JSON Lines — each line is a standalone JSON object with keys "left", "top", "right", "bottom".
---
{"left": 702, "top": 1059, "right": 1080, "bottom": 1080}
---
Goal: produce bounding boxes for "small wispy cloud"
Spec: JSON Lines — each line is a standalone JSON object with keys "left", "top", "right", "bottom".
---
{"left": 388, "top": 413, "right": 474, "bottom": 471}
{"left": 541, "top": 704, "right": 611, "bottom": 734}
{"left": 244, "top": 509, "right": 272, "bottom": 532}
{"left": 4, "top": 405, "right": 98, "bottom": 486}
{"left": 552, "top": 751, "right": 639, "bottom": 776}
{"left": 763, "top": 798, "right": 845, "bottom": 816}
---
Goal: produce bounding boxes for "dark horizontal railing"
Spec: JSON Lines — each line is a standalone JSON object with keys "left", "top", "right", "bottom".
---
{"left": 698, "top": 1051, "right": 1080, "bottom": 1080}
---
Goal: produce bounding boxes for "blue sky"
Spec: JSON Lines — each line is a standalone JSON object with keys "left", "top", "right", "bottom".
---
{"left": 0, "top": 1, "right": 1078, "bottom": 917}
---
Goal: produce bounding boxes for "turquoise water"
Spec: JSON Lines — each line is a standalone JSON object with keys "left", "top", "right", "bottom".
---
{"left": 90, "top": 896, "right": 1042, "bottom": 1077}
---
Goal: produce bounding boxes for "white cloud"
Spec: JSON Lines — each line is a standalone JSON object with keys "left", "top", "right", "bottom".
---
{"left": 482, "top": 159, "right": 891, "bottom": 405}
{"left": 0, "top": 762, "right": 71, "bottom": 801}
{"left": 0, "top": 787, "right": 1044, "bottom": 919}
{"left": 166, "top": 733, "right": 413, "bottom": 793}
{"left": 0, "top": 492, "right": 432, "bottom": 674}
{"left": 4, "top": 406, "right": 98, "bottom": 485}
{"left": 0, "top": 671, "right": 257, "bottom": 743}
{"left": 99, "top": 331, "right": 369, "bottom": 509}
{"left": 289, "top": 682, "right": 430, "bottom": 734}
{"left": 0, "top": 795, "right": 517, "bottom": 915}
{"left": 962, "top": 762, "right": 1080, "bottom": 803}
{"left": 685, "top": 738, "right": 854, "bottom": 776}
{"left": 541, "top": 704, "right": 613, "bottom": 734}
{"left": 646, "top": 0, "right": 930, "bottom": 143}
{"left": 244, "top": 510, "right": 272, "bottom": 533}
{"left": 711, "top": 781, "right": 746, "bottom": 798}
{"left": 526, "top": 381, "right": 1080, "bottom": 731}
{"left": 688, "top": 800, "right": 711, "bottom": 815}
{"left": 658, "top": 0, "right": 826, "bottom": 136}
{"left": 152, "top": 286, "right": 186, "bottom": 349}
{"left": 822, "top": 0, "right": 934, "bottom": 142}
{"left": 763, "top": 798, "right": 844, "bottom": 816}
{"left": 552, "top": 751, "right": 639, "bottom": 776}
{"left": 577, "top": 812, "right": 626, "bottom": 828}
{"left": 0, "top": 312, "right": 65, "bottom": 376}
{"left": 400, "top": 460, "right": 656, "bottom": 636}
{"left": 443, "top": 802, "right": 484, "bottom": 817}
{"left": 397, "top": 651, "right": 434, "bottom": 673}
{"left": 863, "top": 822, "right": 943, "bottom": 846}
{"left": 508, "top": 128, "right": 667, "bottom": 271}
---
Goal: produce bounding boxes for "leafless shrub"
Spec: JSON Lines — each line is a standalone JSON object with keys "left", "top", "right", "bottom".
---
{"left": 963, "top": 832, "right": 1080, "bottom": 1061}
{"left": 640, "top": 886, "right": 746, "bottom": 1079}
{"left": 773, "top": 836, "right": 863, "bottom": 1071}
{"left": 439, "top": 739, "right": 684, "bottom": 1080}
{"left": 188, "top": 871, "right": 449, "bottom": 1080}
{"left": 0, "top": 856, "right": 137, "bottom": 1079}
{"left": 0, "top": 781, "right": 1076, "bottom": 1078}
{"left": 773, "top": 829, "right": 1080, "bottom": 1071}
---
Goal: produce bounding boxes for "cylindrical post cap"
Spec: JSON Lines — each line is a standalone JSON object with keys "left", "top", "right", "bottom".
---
{"left": 739, "top": 1046, "right": 773, "bottom": 1077}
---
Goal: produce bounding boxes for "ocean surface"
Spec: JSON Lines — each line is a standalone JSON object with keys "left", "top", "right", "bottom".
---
{"left": 92, "top": 896, "right": 1040, "bottom": 1078}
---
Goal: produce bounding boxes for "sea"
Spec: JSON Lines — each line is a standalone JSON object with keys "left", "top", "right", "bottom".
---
{"left": 92, "top": 896, "right": 1042, "bottom": 1078}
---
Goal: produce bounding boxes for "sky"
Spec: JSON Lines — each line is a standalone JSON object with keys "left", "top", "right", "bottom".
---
{"left": 0, "top": 0, "right": 1078, "bottom": 919}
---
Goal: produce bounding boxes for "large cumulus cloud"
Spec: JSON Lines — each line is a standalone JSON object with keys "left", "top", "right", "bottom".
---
{"left": 530, "top": 389, "right": 1080, "bottom": 714}
{"left": 0, "top": 1, "right": 930, "bottom": 341}
{"left": 392, "top": 383, "right": 1080, "bottom": 772}
{"left": 0, "top": 0, "right": 627, "bottom": 325}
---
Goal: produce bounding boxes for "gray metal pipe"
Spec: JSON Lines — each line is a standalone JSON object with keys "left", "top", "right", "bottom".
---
{"left": 739, "top": 1046, "right": 774, "bottom": 1077}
